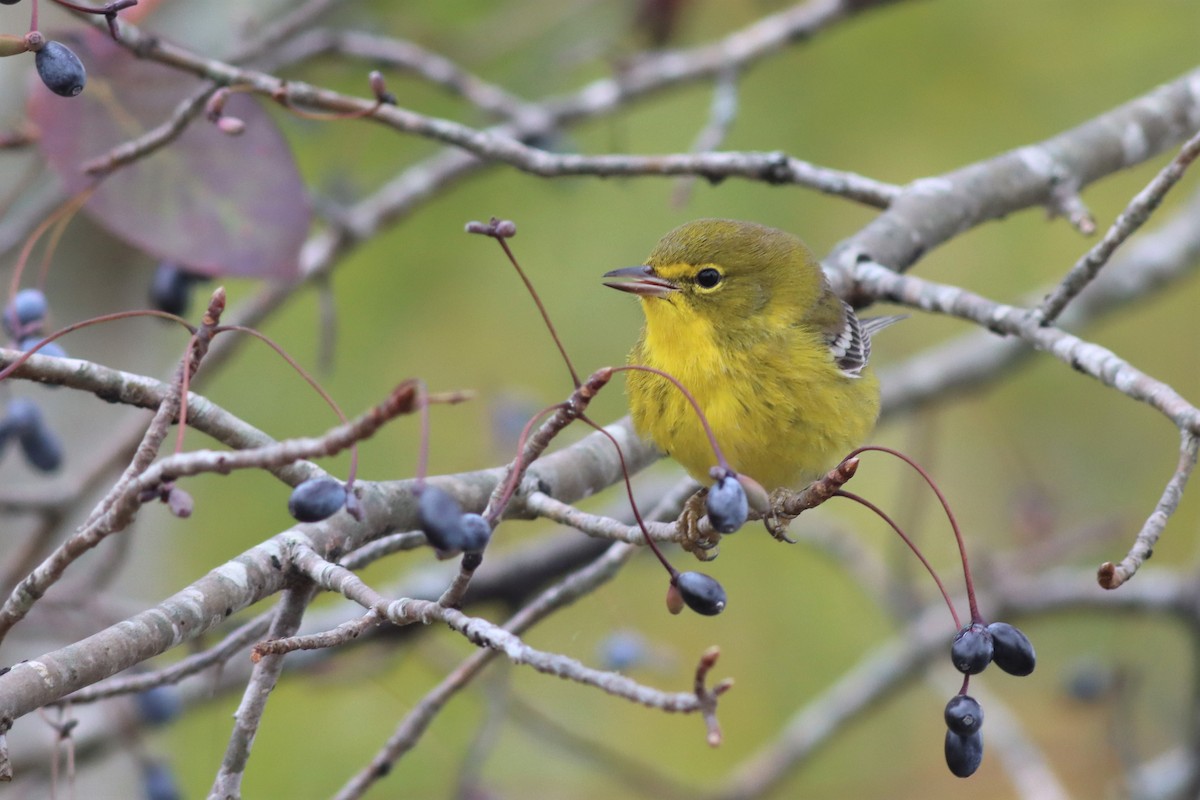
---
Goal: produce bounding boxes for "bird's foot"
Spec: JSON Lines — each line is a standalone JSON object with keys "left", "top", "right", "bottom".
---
{"left": 763, "top": 458, "right": 862, "bottom": 542}
{"left": 764, "top": 489, "right": 798, "bottom": 543}
{"left": 677, "top": 488, "right": 721, "bottom": 561}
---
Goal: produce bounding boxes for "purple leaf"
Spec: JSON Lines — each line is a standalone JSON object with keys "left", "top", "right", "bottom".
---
{"left": 28, "top": 30, "right": 311, "bottom": 280}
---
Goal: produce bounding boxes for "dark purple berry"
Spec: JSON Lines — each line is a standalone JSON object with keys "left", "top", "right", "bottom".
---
{"left": 3, "top": 398, "right": 39, "bottom": 434}
{"left": 142, "top": 759, "right": 182, "bottom": 800}
{"left": 18, "top": 421, "right": 62, "bottom": 472}
{"left": 951, "top": 623, "right": 993, "bottom": 675}
{"left": 1063, "top": 660, "right": 1117, "bottom": 702}
{"left": 944, "top": 729, "right": 983, "bottom": 778}
{"left": 674, "top": 571, "right": 727, "bottom": 616}
{"left": 417, "top": 485, "right": 467, "bottom": 550}
{"left": 135, "top": 685, "right": 183, "bottom": 725}
{"left": 987, "top": 622, "right": 1036, "bottom": 676}
{"left": 5, "top": 398, "right": 62, "bottom": 472}
{"left": 706, "top": 473, "right": 748, "bottom": 533}
{"left": 19, "top": 336, "right": 67, "bottom": 359}
{"left": 598, "top": 630, "right": 647, "bottom": 671}
{"left": 149, "top": 262, "right": 204, "bottom": 316}
{"left": 944, "top": 694, "right": 983, "bottom": 736}
{"left": 287, "top": 478, "right": 347, "bottom": 522}
{"left": 459, "top": 512, "right": 491, "bottom": 553}
{"left": 35, "top": 41, "right": 86, "bottom": 97}
{"left": 4, "top": 288, "right": 47, "bottom": 335}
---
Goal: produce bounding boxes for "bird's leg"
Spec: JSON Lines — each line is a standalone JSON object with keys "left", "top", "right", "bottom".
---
{"left": 677, "top": 487, "right": 722, "bottom": 561}
{"left": 763, "top": 458, "right": 861, "bottom": 542}
{"left": 763, "top": 490, "right": 799, "bottom": 542}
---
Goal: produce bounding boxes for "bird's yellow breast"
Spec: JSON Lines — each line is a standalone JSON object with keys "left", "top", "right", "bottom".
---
{"left": 626, "top": 297, "right": 879, "bottom": 490}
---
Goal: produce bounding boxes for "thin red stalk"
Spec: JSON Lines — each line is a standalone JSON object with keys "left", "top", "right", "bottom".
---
{"left": 36, "top": 206, "right": 79, "bottom": 289}
{"left": 8, "top": 187, "right": 93, "bottom": 300}
{"left": 0, "top": 309, "right": 193, "bottom": 382}
{"left": 848, "top": 445, "right": 980, "bottom": 623}
{"left": 612, "top": 364, "right": 730, "bottom": 475}
{"left": 489, "top": 402, "right": 566, "bottom": 523}
{"left": 216, "top": 325, "right": 357, "bottom": 482}
{"left": 835, "top": 489, "right": 960, "bottom": 630}
{"left": 414, "top": 381, "right": 431, "bottom": 486}
{"left": 578, "top": 413, "right": 675, "bottom": 575}
{"left": 494, "top": 236, "right": 581, "bottom": 389}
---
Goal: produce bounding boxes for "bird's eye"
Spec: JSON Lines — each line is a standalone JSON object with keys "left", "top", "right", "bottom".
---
{"left": 696, "top": 268, "right": 722, "bottom": 289}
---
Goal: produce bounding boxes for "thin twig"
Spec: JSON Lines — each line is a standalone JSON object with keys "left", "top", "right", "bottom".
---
{"left": 1099, "top": 432, "right": 1200, "bottom": 589}
{"left": 1038, "top": 127, "right": 1200, "bottom": 323}
{"left": 210, "top": 585, "right": 314, "bottom": 798}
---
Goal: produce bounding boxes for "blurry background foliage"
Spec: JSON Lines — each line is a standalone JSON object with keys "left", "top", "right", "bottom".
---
{"left": 3, "top": 0, "right": 1199, "bottom": 797}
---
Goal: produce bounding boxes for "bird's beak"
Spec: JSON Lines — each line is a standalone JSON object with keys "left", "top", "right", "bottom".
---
{"left": 602, "top": 265, "right": 678, "bottom": 299}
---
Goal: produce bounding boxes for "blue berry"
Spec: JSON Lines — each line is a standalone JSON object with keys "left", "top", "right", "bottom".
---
{"left": 1063, "top": 660, "right": 1116, "bottom": 702}
{"left": 944, "top": 729, "right": 983, "bottom": 778}
{"left": 945, "top": 734, "right": 984, "bottom": 777}
{"left": 149, "top": 262, "right": 204, "bottom": 316}
{"left": 987, "top": 622, "right": 1036, "bottom": 676}
{"left": 35, "top": 41, "right": 86, "bottom": 97}
{"left": 19, "top": 336, "right": 67, "bottom": 359}
{"left": 944, "top": 694, "right": 983, "bottom": 736}
{"left": 706, "top": 473, "right": 748, "bottom": 533}
{"left": 459, "top": 512, "right": 492, "bottom": 553}
{"left": 674, "top": 571, "right": 727, "bottom": 616}
{"left": 597, "top": 630, "right": 647, "bottom": 671}
{"left": 4, "top": 288, "right": 47, "bottom": 334}
{"left": 287, "top": 478, "right": 347, "bottom": 522}
{"left": 4, "top": 398, "right": 62, "bottom": 472}
{"left": 3, "top": 397, "right": 40, "bottom": 433}
{"left": 417, "top": 485, "right": 467, "bottom": 551}
{"left": 951, "top": 622, "right": 993, "bottom": 675}
{"left": 142, "top": 760, "right": 182, "bottom": 800}
{"left": 19, "top": 423, "right": 62, "bottom": 472}
{"left": 135, "top": 685, "right": 183, "bottom": 725}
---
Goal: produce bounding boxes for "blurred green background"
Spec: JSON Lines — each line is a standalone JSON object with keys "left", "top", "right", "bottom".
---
{"left": 5, "top": 0, "right": 1200, "bottom": 797}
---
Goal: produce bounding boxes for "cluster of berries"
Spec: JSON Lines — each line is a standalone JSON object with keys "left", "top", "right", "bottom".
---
{"left": 2, "top": 289, "right": 64, "bottom": 472}
{"left": 416, "top": 485, "right": 492, "bottom": 557}
{"left": 662, "top": 469, "right": 752, "bottom": 616}
{"left": 288, "top": 481, "right": 494, "bottom": 566}
{"left": 944, "top": 620, "right": 1036, "bottom": 777}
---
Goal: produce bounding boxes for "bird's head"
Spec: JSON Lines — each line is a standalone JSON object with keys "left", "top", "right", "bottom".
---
{"left": 603, "top": 219, "right": 827, "bottom": 335}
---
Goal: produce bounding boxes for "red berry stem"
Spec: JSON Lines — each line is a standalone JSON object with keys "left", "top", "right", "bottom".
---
{"left": 847, "top": 445, "right": 982, "bottom": 624}
{"left": 612, "top": 364, "right": 732, "bottom": 476}
{"left": 835, "top": 489, "right": 961, "bottom": 630}
{"left": 577, "top": 412, "right": 677, "bottom": 577}
{"left": 466, "top": 218, "right": 582, "bottom": 390}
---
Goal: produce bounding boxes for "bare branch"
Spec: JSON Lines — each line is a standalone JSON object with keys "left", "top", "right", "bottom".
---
{"left": 1038, "top": 126, "right": 1200, "bottom": 323}
{"left": 826, "top": 66, "right": 1200, "bottom": 283}
{"left": 853, "top": 260, "right": 1200, "bottom": 436}
{"left": 1099, "top": 432, "right": 1200, "bottom": 589}
{"left": 210, "top": 585, "right": 314, "bottom": 798}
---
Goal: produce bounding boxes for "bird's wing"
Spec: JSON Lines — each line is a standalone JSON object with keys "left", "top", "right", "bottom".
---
{"left": 828, "top": 304, "right": 906, "bottom": 378}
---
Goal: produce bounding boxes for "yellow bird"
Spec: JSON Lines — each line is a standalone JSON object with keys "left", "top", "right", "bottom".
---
{"left": 604, "top": 219, "right": 901, "bottom": 491}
